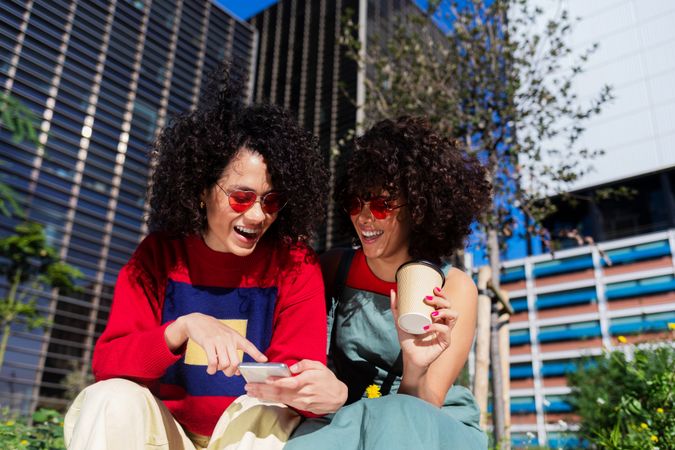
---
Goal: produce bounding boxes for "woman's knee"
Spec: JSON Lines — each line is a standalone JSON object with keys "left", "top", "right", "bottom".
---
{"left": 76, "top": 378, "right": 155, "bottom": 419}
{"left": 368, "top": 393, "right": 429, "bottom": 410}
{"left": 364, "top": 395, "right": 438, "bottom": 424}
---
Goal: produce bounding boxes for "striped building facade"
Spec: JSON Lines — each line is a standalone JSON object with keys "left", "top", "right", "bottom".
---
{"left": 0, "top": 0, "right": 256, "bottom": 412}
{"left": 501, "top": 229, "right": 675, "bottom": 447}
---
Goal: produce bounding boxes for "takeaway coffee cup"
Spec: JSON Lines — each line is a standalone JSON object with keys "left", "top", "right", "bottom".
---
{"left": 395, "top": 260, "right": 445, "bottom": 334}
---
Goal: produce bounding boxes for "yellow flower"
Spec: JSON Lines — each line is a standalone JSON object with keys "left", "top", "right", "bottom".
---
{"left": 618, "top": 335, "right": 627, "bottom": 344}
{"left": 668, "top": 322, "right": 675, "bottom": 330}
{"left": 5, "top": 420, "right": 14, "bottom": 426}
{"left": 365, "top": 384, "right": 381, "bottom": 399}
{"left": 20, "top": 440, "right": 29, "bottom": 446}
{"left": 641, "top": 422, "right": 649, "bottom": 429}
{"left": 651, "top": 435, "right": 659, "bottom": 443}
{"left": 657, "top": 408, "right": 664, "bottom": 414}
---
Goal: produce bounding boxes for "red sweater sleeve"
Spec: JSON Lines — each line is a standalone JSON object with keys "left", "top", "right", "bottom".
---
{"left": 266, "top": 248, "right": 327, "bottom": 367}
{"left": 266, "top": 248, "right": 327, "bottom": 417}
{"left": 93, "top": 235, "right": 181, "bottom": 384}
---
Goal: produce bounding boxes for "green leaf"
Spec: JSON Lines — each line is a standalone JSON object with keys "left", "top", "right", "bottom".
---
{"left": 31, "top": 410, "right": 49, "bottom": 423}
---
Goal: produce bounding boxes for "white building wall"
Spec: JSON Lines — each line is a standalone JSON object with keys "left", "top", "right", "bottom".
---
{"left": 560, "top": 0, "right": 675, "bottom": 189}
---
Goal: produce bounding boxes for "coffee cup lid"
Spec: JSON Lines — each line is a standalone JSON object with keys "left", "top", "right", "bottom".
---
{"left": 395, "top": 260, "right": 445, "bottom": 287}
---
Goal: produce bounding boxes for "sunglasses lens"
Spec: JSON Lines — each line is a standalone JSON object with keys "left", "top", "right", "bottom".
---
{"left": 345, "top": 196, "right": 362, "bottom": 216}
{"left": 262, "top": 192, "right": 287, "bottom": 214}
{"left": 369, "top": 197, "right": 390, "bottom": 219}
{"left": 228, "top": 190, "right": 257, "bottom": 212}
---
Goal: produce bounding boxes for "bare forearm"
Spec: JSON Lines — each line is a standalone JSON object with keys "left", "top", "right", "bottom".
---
{"left": 164, "top": 316, "right": 188, "bottom": 353}
{"left": 398, "top": 361, "right": 444, "bottom": 407}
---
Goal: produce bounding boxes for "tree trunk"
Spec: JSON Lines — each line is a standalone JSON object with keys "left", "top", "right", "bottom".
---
{"left": 474, "top": 266, "right": 492, "bottom": 429}
{"left": 488, "top": 226, "right": 507, "bottom": 448}
{"left": 0, "top": 324, "right": 11, "bottom": 373}
{"left": 0, "top": 270, "right": 21, "bottom": 372}
{"left": 490, "top": 303, "right": 506, "bottom": 448}
{"left": 498, "top": 290, "right": 512, "bottom": 449}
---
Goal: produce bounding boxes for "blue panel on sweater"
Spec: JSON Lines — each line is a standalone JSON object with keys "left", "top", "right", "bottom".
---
{"left": 161, "top": 279, "right": 277, "bottom": 396}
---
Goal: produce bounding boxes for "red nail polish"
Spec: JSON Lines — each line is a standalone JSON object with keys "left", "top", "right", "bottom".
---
{"left": 425, "top": 295, "right": 433, "bottom": 300}
{"left": 431, "top": 311, "right": 439, "bottom": 317}
{"left": 435, "top": 287, "right": 441, "bottom": 292}
{"left": 423, "top": 325, "right": 430, "bottom": 331}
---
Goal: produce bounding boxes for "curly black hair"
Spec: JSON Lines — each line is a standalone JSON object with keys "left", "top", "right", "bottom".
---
{"left": 337, "top": 116, "right": 491, "bottom": 263}
{"left": 147, "top": 68, "right": 328, "bottom": 247}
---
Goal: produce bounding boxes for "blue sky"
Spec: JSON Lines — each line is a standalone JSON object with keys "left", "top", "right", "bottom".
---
{"left": 216, "top": 0, "right": 440, "bottom": 21}
{"left": 215, "top": 0, "right": 279, "bottom": 20}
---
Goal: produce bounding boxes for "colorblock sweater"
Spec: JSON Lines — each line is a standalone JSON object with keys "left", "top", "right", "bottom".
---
{"left": 93, "top": 233, "right": 327, "bottom": 436}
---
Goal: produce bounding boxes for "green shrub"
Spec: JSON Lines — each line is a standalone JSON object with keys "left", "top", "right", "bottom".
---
{"left": 0, "top": 408, "right": 65, "bottom": 450}
{"left": 568, "top": 342, "right": 674, "bottom": 449}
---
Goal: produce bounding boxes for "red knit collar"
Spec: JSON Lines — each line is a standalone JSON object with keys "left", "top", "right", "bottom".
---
{"left": 345, "top": 250, "right": 397, "bottom": 296}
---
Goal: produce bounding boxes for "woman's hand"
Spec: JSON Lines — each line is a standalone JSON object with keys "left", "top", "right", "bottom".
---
{"left": 164, "top": 312, "right": 268, "bottom": 376}
{"left": 391, "top": 287, "right": 458, "bottom": 370}
{"left": 244, "top": 359, "right": 348, "bottom": 414}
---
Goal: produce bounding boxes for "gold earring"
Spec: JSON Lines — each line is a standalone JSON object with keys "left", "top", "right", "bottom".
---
{"left": 200, "top": 201, "right": 205, "bottom": 209}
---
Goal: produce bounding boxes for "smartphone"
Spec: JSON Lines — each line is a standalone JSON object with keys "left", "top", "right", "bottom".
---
{"left": 238, "top": 362, "right": 292, "bottom": 383}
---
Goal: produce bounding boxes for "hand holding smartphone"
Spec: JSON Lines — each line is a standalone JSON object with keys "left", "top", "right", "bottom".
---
{"left": 238, "top": 362, "right": 291, "bottom": 383}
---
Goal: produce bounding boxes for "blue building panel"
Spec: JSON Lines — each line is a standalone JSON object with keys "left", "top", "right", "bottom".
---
{"left": 605, "top": 276, "right": 675, "bottom": 300}
{"left": 541, "top": 359, "right": 597, "bottom": 377}
{"left": 603, "top": 240, "right": 671, "bottom": 266}
{"left": 509, "top": 333, "right": 531, "bottom": 346}
{"left": 510, "top": 297, "right": 528, "bottom": 312}
{"left": 511, "top": 402, "right": 537, "bottom": 414}
{"left": 609, "top": 311, "right": 675, "bottom": 335}
{"left": 535, "top": 288, "right": 597, "bottom": 310}
{"left": 510, "top": 364, "right": 534, "bottom": 379}
{"left": 533, "top": 255, "right": 594, "bottom": 278}
{"left": 500, "top": 266, "right": 526, "bottom": 283}
{"left": 538, "top": 324, "right": 601, "bottom": 342}
{"left": 545, "top": 400, "right": 573, "bottom": 413}
{"left": 541, "top": 361, "right": 576, "bottom": 377}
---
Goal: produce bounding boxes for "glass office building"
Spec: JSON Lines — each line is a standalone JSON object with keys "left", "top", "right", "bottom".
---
{"left": 0, "top": 0, "right": 256, "bottom": 412}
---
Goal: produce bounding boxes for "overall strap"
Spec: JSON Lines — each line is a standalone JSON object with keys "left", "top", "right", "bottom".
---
{"left": 332, "top": 249, "right": 355, "bottom": 306}
{"left": 328, "top": 249, "right": 355, "bottom": 348}
{"left": 380, "top": 351, "right": 403, "bottom": 395}
{"left": 326, "top": 248, "right": 354, "bottom": 328}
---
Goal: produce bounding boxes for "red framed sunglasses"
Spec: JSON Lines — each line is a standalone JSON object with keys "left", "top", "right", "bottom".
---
{"left": 215, "top": 183, "right": 288, "bottom": 214}
{"left": 344, "top": 195, "right": 406, "bottom": 220}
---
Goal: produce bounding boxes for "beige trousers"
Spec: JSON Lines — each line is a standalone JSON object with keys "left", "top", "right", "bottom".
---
{"left": 64, "top": 378, "right": 300, "bottom": 450}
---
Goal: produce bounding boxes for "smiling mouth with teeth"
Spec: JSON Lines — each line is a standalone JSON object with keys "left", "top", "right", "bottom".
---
{"left": 234, "top": 225, "right": 260, "bottom": 240}
{"left": 362, "top": 230, "right": 384, "bottom": 239}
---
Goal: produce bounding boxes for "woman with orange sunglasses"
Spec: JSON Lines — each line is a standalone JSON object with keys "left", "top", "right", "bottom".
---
{"left": 248, "top": 116, "right": 492, "bottom": 449}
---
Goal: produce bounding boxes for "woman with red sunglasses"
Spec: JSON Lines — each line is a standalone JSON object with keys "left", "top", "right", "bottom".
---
{"left": 248, "top": 116, "right": 492, "bottom": 449}
{"left": 64, "top": 68, "right": 340, "bottom": 449}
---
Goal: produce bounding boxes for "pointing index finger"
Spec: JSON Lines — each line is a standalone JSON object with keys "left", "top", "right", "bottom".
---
{"left": 238, "top": 338, "right": 268, "bottom": 363}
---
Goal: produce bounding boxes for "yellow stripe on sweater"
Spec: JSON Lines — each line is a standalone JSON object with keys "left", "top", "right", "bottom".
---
{"left": 184, "top": 319, "right": 248, "bottom": 365}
